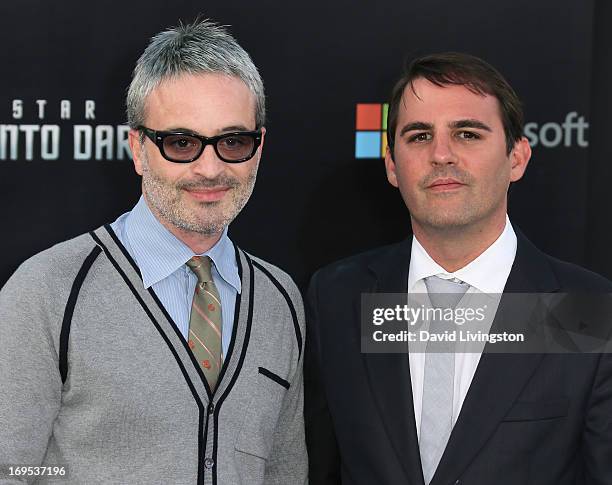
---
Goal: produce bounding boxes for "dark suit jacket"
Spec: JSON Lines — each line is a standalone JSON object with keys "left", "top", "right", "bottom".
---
{"left": 305, "top": 231, "right": 612, "bottom": 485}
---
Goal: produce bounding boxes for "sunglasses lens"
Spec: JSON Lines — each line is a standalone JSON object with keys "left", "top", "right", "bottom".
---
{"left": 216, "top": 134, "right": 256, "bottom": 161}
{"left": 163, "top": 134, "right": 202, "bottom": 161}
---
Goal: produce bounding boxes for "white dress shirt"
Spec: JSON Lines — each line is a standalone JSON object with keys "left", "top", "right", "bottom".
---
{"left": 408, "top": 215, "right": 517, "bottom": 438}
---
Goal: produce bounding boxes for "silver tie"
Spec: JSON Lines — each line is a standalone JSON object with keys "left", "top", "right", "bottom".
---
{"left": 420, "top": 275, "right": 469, "bottom": 484}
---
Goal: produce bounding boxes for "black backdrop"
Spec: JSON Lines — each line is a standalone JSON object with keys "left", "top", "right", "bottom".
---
{"left": 1, "top": 0, "right": 611, "bottom": 290}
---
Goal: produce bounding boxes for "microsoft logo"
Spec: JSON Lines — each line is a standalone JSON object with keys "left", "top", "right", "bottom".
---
{"left": 355, "top": 103, "right": 388, "bottom": 158}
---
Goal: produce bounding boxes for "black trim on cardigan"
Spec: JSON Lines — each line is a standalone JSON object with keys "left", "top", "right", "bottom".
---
{"left": 213, "top": 241, "right": 244, "bottom": 393}
{"left": 90, "top": 230, "right": 206, "bottom": 485}
{"left": 207, "top": 243, "right": 245, "bottom": 485}
{"left": 201, "top": 404, "right": 210, "bottom": 485}
{"left": 259, "top": 366, "right": 290, "bottom": 390}
{"left": 251, "top": 260, "right": 303, "bottom": 360}
{"left": 102, "top": 224, "right": 140, "bottom": 274}
{"left": 212, "top": 250, "right": 255, "bottom": 485}
{"left": 59, "top": 245, "right": 102, "bottom": 384}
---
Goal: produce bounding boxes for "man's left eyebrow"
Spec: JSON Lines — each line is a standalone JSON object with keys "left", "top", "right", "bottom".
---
{"left": 165, "top": 126, "right": 196, "bottom": 133}
{"left": 219, "top": 125, "right": 252, "bottom": 133}
{"left": 450, "top": 119, "right": 492, "bottom": 132}
{"left": 163, "top": 125, "right": 253, "bottom": 135}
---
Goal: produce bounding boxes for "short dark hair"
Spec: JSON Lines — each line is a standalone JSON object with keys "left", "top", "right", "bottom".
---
{"left": 387, "top": 52, "right": 524, "bottom": 156}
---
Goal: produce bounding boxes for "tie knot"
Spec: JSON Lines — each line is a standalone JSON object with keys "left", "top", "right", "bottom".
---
{"left": 425, "top": 275, "right": 468, "bottom": 293}
{"left": 186, "top": 256, "right": 214, "bottom": 283}
{"left": 424, "top": 275, "right": 469, "bottom": 309}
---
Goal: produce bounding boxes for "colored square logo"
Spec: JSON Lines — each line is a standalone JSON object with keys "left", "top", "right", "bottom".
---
{"left": 355, "top": 131, "right": 382, "bottom": 158}
{"left": 381, "top": 131, "right": 388, "bottom": 157}
{"left": 355, "top": 103, "right": 389, "bottom": 158}
{"left": 382, "top": 103, "right": 389, "bottom": 130}
{"left": 356, "top": 104, "right": 382, "bottom": 130}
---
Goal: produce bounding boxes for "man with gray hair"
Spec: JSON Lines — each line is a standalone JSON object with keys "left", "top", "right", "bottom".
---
{"left": 0, "top": 19, "right": 307, "bottom": 484}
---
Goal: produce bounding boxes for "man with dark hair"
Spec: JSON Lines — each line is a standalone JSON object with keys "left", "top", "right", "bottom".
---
{"left": 0, "top": 19, "right": 307, "bottom": 484}
{"left": 386, "top": 52, "right": 524, "bottom": 156}
{"left": 305, "top": 52, "right": 612, "bottom": 484}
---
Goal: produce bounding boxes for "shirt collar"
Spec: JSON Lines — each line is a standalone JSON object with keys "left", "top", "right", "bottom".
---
{"left": 408, "top": 215, "right": 517, "bottom": 293}
{"left": 124, "top": 196, "right": 241, "bottom": 293}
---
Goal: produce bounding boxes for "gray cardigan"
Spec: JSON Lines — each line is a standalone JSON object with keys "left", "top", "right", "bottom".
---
{"left": 0, "top": 226, "right": 307, "bottom": 485}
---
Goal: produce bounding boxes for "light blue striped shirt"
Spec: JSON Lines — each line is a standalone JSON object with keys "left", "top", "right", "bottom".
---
{"left": 110, "top": 196, "right": 240, "bottom": 357}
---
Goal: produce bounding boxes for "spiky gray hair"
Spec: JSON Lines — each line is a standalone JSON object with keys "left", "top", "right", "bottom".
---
{"left": 126, "top": 18, "right": 265, "bottom": 130}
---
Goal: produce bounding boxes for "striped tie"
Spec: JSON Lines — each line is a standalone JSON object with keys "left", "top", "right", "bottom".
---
{"left": 186, "top": 256, "right": 223, "bottom": 391}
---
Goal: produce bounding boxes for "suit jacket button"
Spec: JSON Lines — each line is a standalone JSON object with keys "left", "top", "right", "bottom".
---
{"left": 207, "top": 403, "right": 215, "bottom": 414}
{"left": 204, "top": 458, "right": 214, "bottom": 469}
{"left": 454, "top": 480, "right": 461, "bottom": 485}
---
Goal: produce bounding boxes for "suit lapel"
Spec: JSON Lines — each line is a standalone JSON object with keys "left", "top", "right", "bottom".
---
{"left": 362, "top": 240, "right": 426, "bottom": 485}
{"left": 431, "top": 230, "right": 560, "bottom": 485}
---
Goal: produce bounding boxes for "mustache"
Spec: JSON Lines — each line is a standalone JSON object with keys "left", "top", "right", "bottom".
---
{"left": 178, "top": 175, "right": 240, "bottom": 190}
{"left": 420, "top": 167, "right": 473, "bottom": 188}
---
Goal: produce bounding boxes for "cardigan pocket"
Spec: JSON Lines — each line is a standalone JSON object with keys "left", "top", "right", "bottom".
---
{"left": 258, "top": 366, "right": 290, "bottom": 390}
{"left": 234, "top": 370, "right": 288, "bottom": 460}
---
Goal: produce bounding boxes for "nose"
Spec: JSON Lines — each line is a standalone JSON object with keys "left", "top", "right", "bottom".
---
{"left": 430, "top": 135, "right": 457, "bottom": 165}
{"left": 190, "top": 144, "right": 225, "bottom": 179}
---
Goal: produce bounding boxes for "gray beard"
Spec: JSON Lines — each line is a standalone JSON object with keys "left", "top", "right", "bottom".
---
{"left": 140, "top": 152, "right": 258, "bottom": 237}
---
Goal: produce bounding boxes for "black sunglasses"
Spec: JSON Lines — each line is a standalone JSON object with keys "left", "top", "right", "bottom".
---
{"left": 138, "top": 126, "right": 263, "bottom": 163}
